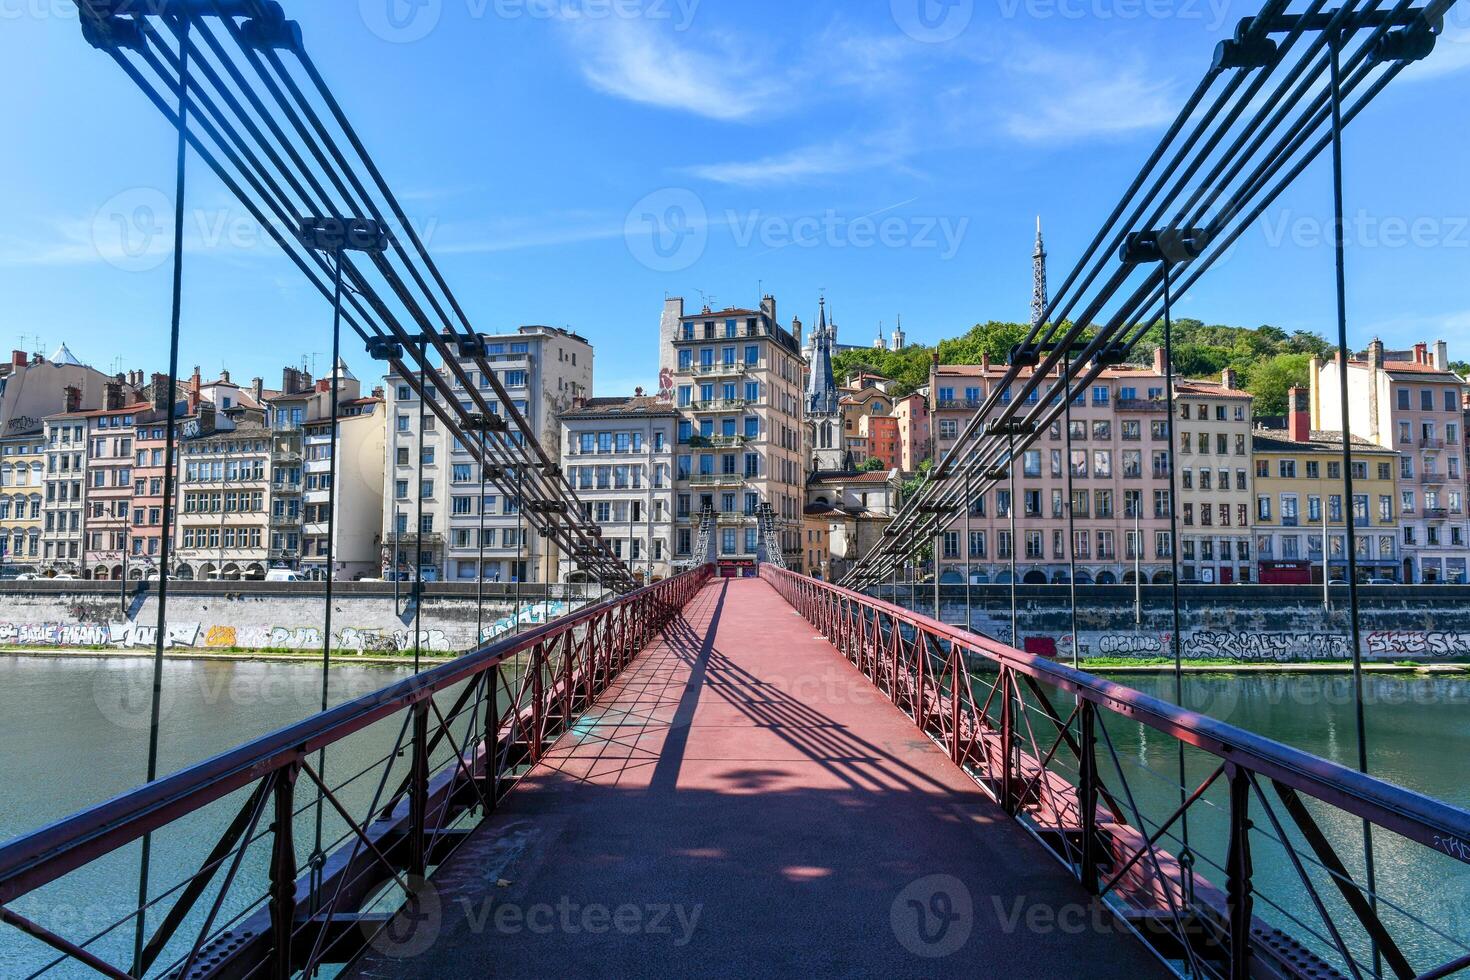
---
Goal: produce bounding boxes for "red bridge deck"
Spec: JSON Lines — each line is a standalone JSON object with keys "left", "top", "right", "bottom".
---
{"left": 348, "top": 578, "right": 1169, "bottom": 979}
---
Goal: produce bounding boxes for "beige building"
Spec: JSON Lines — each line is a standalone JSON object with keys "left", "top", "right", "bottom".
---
{"left": 1312, "top": 340, "right": 1468, "bottom": 583}
{"left": 41, "top": 397, "right": 88, "bottom": 575}
{"left": 804, "top": 469, "right": 901, "bottom": 581}
{"left": 301, "top": 390, "right": 385, "bottom": 581}
{"left": 1252, "top": 390, "right": 1402, "bottom": 583}
{"left": 660, "top": 297, "right": 807, "bottom": 571}
{"left": 83, "top": 387, "right": 149, "bottom": 581}
{"left": 384, "top": 326, "right": 593, "bottom": 583}
{"left": 1174, "top": 372, "right": 1255, "bottom": 584}
{"left": 175, "top": 409, "right": 273, "bottom": 580}
{"left": 0, "top": 346, "right": 122, "bottom": 439}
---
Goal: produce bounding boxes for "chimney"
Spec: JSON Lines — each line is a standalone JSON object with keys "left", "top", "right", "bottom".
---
{"left": 760, "top": 294, "right": 776, "bottom": 325}
{"left": 151, "top": 373, "right": 171, "bottom": 413}
{"left": 198, "top": 403, "right": 216, "bottom": 434}
{"left": 252, "top": 377, "right": 264, "bottom": 405}
{"left": 1434, "top": 340, "right": 1449, "bottom": 372}
{"left": 981, "top": 353, "right": 991, "bottom": 372}
{"left": 220, "top": 369, "right": 231, "bottom": 384}
{"left": 371, "top": 385, "right": 384, "bottom": 399}
{"left": 1221, "top": 367, "right": 1238, "bottom": 390}
{"left": 1368, "top": 338, "right": 1385, "bottom": 370}
{"left": 1153, "top": 346, "right": 1168, "bottom": 376}
{"left": 104, "top": 381, "right": 124, "bottom": 412}
{"left": 10, "top": 350, "right": 25, "bottom": 368}
{"left": 32, "top": 353, "right": 44, "bottom": 365}
{"left": 1414, "top": 342, "right": 1428, "bottom": 365}
{"left": 1289, "top": 387, "right": 1311, "bottom": 442}
{"left": 189, "top": 366, "right": 202, "bottom": 411}
{"left": 315, "top": 379, "right": 330, "bottom": 393}
{"left": 64, "top": 385, "right": 82, "bottom": 414}
{"left": 634, "top": 386, "right": 645, "bottom": 398}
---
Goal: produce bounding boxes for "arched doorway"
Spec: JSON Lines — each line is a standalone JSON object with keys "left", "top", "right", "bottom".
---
{"left": 1051, "top": 571, "right": 1070, "bottom": 584}
{"left": 94, "top": 566, "right": 110, "bottom": 581}
{"left": 1074, "top": 571, "right": 1094, "bottom": 585}
{"left": 1095, "top": 571, "right": 1117, "bottom": 584}
{"left": 1152, "top": 570, "right": 1174, "bottom": 584}
{"left": 244, "top": 563, "right": 265, "bottom": 580}
{"left": 939, "top": 570, "right": 964, "bottom": 584}
{"left": 994, "top": 571, "right": 1012, "bottom": 584}
{"left": 1023, "top": 570, "right": 1048, "bottom": 585}
{"left": 1121, "top": 570, "right": 1138, "bottom": 584}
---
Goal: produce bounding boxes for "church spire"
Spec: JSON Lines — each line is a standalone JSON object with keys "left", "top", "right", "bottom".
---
{"left": 1031, "top": 216, "right": 1049, "bottom": 330}
{"left": 806, "top": 296, "right": 838, "bottom": 416}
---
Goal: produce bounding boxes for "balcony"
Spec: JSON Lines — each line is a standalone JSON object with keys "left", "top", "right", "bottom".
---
{"left": 1425, "top": 507, "right": 1449, "bottom": 520}
{"left": 935, "top": 399, "right": 983, "bottom": 412}
{"left": 689, "top": 435, "right": 749, "bottom": 450}
{"left": 273, "top": 480, "right": 302, "bottom": 494}
{"left": 687, "top": 473, "right": 745, "bottom": 488}
{"left": 1421, "top": 437, "right": 1446, "bottom": 450}
{"left": 688, "top": 399, "right": 748, "bottom": 414}
{"left": 1420, "top": 473, "right": 1447, "bottom": 485}
{"left": 384, "top": 531, "right": 444, "bottom": 547}
{"left": 687, "top": 360, "right": 748, "bottom": 380}
{"left": 1281, "top": 516, "right": 1299, "bottom": 527}
{"left": 269, "top": 513, "right": 300, "bottom": 528}
{"left": 1117, "top": 399, "right": 1167, "bottom": 413}
{"left": 717, "top": 513, "right": 757, "bottom": 526}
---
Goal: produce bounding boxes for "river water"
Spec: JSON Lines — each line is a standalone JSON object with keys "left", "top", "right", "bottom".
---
{"left": 1, "top": 656, "right": 1466, "bottom": 976}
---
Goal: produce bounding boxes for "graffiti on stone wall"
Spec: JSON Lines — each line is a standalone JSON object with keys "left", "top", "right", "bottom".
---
{"left": 1096, "top": 633, "right": 1166, "bottom": 656}
{"left": 0, "top": 601, "right": 577, "bottom": 654}
{"left": 1184, "top": 631, "right": 1350, "bottom": 661}
{"left": 1365, "top": 631, "right": 1470, "bottom": 657}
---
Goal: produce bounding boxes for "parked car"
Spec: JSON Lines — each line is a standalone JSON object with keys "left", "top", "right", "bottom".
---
{"left": 264, "top": 569, "right": 305, "bottom": 582}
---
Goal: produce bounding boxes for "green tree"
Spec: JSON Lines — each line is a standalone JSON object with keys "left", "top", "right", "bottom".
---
{"left": 858, "top": 456, "right": 886, "bottom": 472}
{"left": 1245, "top": 353, "right": 1313, "bottom": 415}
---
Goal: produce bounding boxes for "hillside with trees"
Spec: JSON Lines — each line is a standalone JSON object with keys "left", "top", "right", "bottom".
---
{"left": 832, "top": 319, "right": 1339, "bottom": 416}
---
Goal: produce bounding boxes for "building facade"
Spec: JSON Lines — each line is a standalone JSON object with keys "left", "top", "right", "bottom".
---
{"left": 558, "top": 396, "right": 678, "bottom": 584}
{"left": 1312, "top": 340, "right": 1468, "bottom": 583}
{"left": 0, "top": 429, "right": 46, "bottom": 571}
{"left": 82, "top": 388, "right": 145, "bottom": 580}
{"left": 1174, "top": 374, "right": 1255, "bottom": 584}
{"left": 175, "top": 410, "right": 274, "bottom": 580}
{"left": 892, "top": 391, "right": 930, "bottom": 474}
{"left": 41, "top": 397, "right": 88, "bottom": 575}
{"left": 383, "top": 326, "right": 592, "bottom": 582}
{"left": 804, "top": 469, "right": 901, "bottom": 581}
{"left": 1251, "top": 391, "right": 1401, "bottom": 584}
{"left": 301, "top": 393, "right": 385, "bottom": 580}
{"left": 660, "top": 297, "right": 807, "bottom": 572}
{"left": 931, "top": 355, "right": 1175, "bottom": 584}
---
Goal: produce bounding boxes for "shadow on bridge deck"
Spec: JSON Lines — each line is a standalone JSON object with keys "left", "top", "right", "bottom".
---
{"left": 347, "top": 578, "right": 1170, "bottom": 979}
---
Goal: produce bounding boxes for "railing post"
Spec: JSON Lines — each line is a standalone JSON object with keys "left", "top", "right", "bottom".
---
{"left": 268, "top": 765, "right": 299, "bottom": 980}
{"left": 999, "top": 668, "right": 1014, "bottom": 816}
{"left": 915, "top": 628, "right": 928, "bottom": 734}
{"left": 530, "top": 642, "right": 545, "bottom": 764}
{"left": 1079, "top": 700, "right": 1099, "bottom": 894}
{"left": 409, "top": 701, "right": 429, "bottom": 879}
{"left": 949, "top": 644, "right": 961, "bottom": 766}
{"left": 1226, "top": 763, "right": 1253, "bottom": 980}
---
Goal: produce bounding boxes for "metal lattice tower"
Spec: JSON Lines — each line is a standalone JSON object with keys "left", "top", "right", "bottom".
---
{"left": 757, "top": 503, "right": 786, "bottom": 569}
{"left": 1031, "top": 216, "right": 1048, "bottom": 330}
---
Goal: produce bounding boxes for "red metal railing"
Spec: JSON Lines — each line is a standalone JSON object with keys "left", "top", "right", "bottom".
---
{"left": 763, "top": 565, "right": 1470, "bottom": 980}
{"left": 0, "top": 564, "right": 711, "bottom": 979}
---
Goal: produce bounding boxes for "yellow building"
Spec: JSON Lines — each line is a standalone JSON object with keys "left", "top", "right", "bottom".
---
{"left": 0, "top": 429, "right": 46, "bottom": 571}
{"left": 1250, "top": 391, "right": 1401, "bottom": 584}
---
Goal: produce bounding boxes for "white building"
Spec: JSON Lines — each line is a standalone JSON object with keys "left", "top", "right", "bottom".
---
{"left": 558, "top": 394, "right": 678, "bottom": 584}
{"left": 383, "top": 326, "right": 593, "bottom": 583}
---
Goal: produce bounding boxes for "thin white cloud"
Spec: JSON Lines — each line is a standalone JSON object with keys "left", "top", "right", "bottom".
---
{"left": 684, "top": 133, "right": 912, "bottom": 187}
{"left": 1000, "top": 57, "right": 1178, "bottom": 142}
{"left": 546, "top": 12, "right": 787, "bottom": 122}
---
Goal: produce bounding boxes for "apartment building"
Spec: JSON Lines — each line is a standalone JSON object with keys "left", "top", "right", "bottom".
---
{"left": 1312, "top": 340, "right": 1469, "bottom": 583}
{"left": 1251, "top": 390, "right": 1402, "bottom": 584}
{"left": 82, "top": 386, "right": 146, "bottom": 580}
{"left": 1174, "top": 372, "right": 1255, "bottom": 584}
{"left": 262, "top": 367, "right": 318, "bottom": 571}
{"left": 892, "top": 391, "right": 930, "bottom": 473}
{"left": 839, "top": 380, "right": 895, "bottom": 465}
{"left": 174, "top": 409, "right": 274, "bottom": 580}
{"left": 383, "top": 326, "right": 592, "bottom": 582}
{"left": 40, "top": 394, "right": 88, "bottom": 575}
{"left": 0, "top": 347, "right": 121, "bottom": 437}
{"left": 558, "top": 395, "right": 678, "bottom": 584}
{"left": 930, "top": 355, "right": 1174, "bottom": 584}
{"left": 130, "top": 384, "right": 182, "bottom": 576}
{"left": 301, "top": 390, "right": 385, "bottom": 581}
{"left": 0, "top": 429, "right": 46, "bottom": 571}
{"left": 659, "top": 297, "right": 807, "bottom": 571}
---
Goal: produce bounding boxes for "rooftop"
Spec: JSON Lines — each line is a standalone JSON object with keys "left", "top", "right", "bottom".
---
{"left": 558, "top": 396, "right": 680, "bottom": 421}
{"left": 1251, "top": 428, "right": 1397, "bottom": 454}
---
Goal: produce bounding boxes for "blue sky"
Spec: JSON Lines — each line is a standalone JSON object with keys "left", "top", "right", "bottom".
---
{"left": 2, "top": 0, "right": 1468, "bottom": 395}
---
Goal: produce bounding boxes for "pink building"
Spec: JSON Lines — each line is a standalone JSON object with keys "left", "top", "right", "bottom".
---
{"left": 930, "top": 353, "right": 1175, "bottom": 584}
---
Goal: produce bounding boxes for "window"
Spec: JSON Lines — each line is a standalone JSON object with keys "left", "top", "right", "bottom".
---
{"left": 1257, "top": 495, "right": 1272, "bottom": 521}
{"left": 1279, "top": 460, "right": 1296, "bottom": 478}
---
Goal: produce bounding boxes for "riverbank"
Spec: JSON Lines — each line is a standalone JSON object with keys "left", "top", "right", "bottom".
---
{"left": 1080, "top": 658, "right": 1470, "bottom": 674}
{"left": 0, "top": 646, "right": 461, "bottom": 669}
